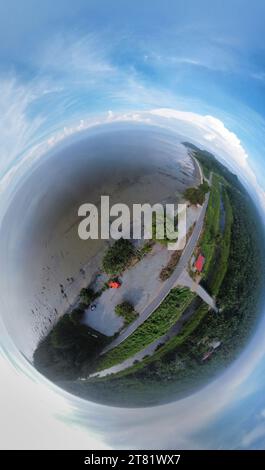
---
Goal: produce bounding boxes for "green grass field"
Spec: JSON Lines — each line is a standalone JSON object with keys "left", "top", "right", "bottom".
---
{"left": 96, "top": 287, "right": 195, "bottom": 371}
{"left": 208, "top": 188, "right": 233, "bottom": 295}
{"left": 199, "top": 174, "right": 221, "bottom": 276}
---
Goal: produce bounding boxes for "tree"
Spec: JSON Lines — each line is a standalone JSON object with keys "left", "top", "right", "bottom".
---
{"left": 80, "top": 287, "right": 96, "bottom": 306}
{"left": 184, "top": 181, "right": 209, "bottom": 205}
{"left": 115, "top": 301, "right": 138, "bottom": 326}
{"left": 102, "top": 238, "right": 135, "bottom": 275}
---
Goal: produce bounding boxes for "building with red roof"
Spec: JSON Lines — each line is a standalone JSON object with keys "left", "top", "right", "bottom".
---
{"left": 194, "top": 254, "right": 205, "bottom": 273}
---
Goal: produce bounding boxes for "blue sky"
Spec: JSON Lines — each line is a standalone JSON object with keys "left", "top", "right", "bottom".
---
{"left": 1, "top": 0, "right": 265, "bottom": 185}
{"left": 1, "top": 0, "right": 265, "bottom": 450}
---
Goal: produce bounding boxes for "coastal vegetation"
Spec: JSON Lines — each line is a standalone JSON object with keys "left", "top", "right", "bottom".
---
{"left": 34, "top": 307, "right": 108, "bottom": 381}
{"left": 96, "top": 299, "right": 209, "bottom": 380}
{"left": 203, "top": 187, "right": 233, "bottom": 295}
{"left": 160, "top": 250, "right": 182, "bottom": 280}
{"left": 160, "top": 222, "right": 195, "bottom": 281}
{"left": 80, "top": 287, "right": 97, "bottom": 306}
{"left": 102, "top": 238, "right": 135, "bottom": 275}
{"left": 136, "top": 241, "right": 154, "bottom": 259}
{"left": 184, "top": 180, "right": 209, "bottom": 205}
{"left": 115, "top": 301, "right": 138, "bottom": 327}
{"left": 198, "top": 174, "right": 221, "bottom": 276}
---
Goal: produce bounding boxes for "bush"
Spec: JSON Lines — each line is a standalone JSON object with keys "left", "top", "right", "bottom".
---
{"left": 71, "top": 307, "right": 85, "bottom": 325}
{"left": 184, "top": 181, "right": 209, "bottom": 205}
{"left": 115, "top": 301, "right": 138, "bottom": 326}
{"left": 136, "top": 241, "right": 154, "bottom": 259}
{"left": 80, "top": 287, "right": 96, "bottom": 306}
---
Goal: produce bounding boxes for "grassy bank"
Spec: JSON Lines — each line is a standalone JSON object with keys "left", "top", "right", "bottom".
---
{"left": 98, "top": 300, "right": 209, "bottom": 380}
{"left": 199, "top": 174, "right": 221, "bottom": 276}
{"left": 96, "top": 287, "right": 195, "bottom": 371}
{"left": 206, "top": 187, "right": 233, "bottom": 295}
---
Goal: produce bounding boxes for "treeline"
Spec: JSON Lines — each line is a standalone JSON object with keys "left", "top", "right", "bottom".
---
{"left": 218, "top": 185, "right": 264, "bottom": 331}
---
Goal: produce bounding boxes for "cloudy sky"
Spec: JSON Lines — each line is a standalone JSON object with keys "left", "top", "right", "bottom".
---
{"left": 1, "top": 0, "right": 265, "bottom": 449}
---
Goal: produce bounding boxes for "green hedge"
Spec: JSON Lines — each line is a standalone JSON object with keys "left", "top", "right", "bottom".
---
{"left": 96, "top": 287, "right": 195, "bottom": 371}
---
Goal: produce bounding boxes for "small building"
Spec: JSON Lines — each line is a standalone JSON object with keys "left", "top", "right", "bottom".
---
{"left": 202, "top": 350, "right": 213, "bottom": 361}
{"left": 195, "top": 254, "right": 205, "bottom": 272}
{"left": 209, "top": 339, "right": 221, "bottom": 350}
{"left": 108, "top": 281, "right": 121, "bottom": 289}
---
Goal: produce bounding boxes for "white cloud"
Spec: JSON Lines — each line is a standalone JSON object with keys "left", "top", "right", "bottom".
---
{"left": 241, "top": 424, "right": 265, "bottom": 447}
{"left": 150, "top": 108, "right": 249, "bottom": 168}
{"left": 39, "top": 33, "right": 115, "bottom": 81}
{"left": 0, "top": 78, "right": 44, "bottom": 177}
{"left": 143, "top": 40, "right": 239, "bottom": 74}
{"left": 150, "top": 108, "right": 265, "bottom": 211}
{"left": 0, "top": 349, "right": 106, "bottom": 449}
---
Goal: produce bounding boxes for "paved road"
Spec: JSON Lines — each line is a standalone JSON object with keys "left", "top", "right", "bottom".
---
{"left": 90, "top": 298, "right": 200, "bottom": 378}
{"left": 178, "top": 269, "right": 218, "bottom": 312}
{"left": 100, "top": 173, "right": 212, "bottom": 356}
{"left": 192, "top": 155, "right": 203, "bottom": 184}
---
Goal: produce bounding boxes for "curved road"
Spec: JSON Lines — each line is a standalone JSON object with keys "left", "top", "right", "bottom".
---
{"left": 100, "top": 172, "right": 211, "bottom": 356}
{"left": 90, "top": 299, "right": 200, "bottom": 378}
